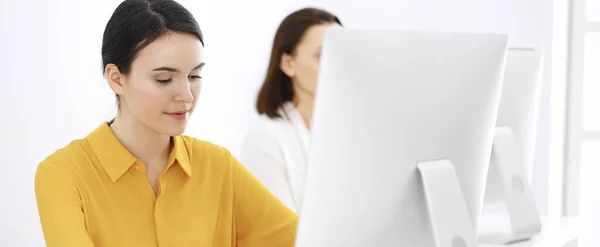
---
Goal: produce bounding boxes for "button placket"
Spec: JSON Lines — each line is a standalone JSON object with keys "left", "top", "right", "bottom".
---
{"left": 154, "top": 175, "right": 167, "bottom": 245}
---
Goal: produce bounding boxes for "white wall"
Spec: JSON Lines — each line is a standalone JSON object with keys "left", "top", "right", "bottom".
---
{"left": 306, "top": 0, "right": 543, "bottom": 46}
{"left": 0, "top": 0, "right": 561, "bottom": 246}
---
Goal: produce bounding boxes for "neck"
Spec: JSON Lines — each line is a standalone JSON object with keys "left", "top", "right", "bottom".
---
{"left": 294, "top": 97, "right": 314, "bottom": 130}
{"left": 110, "top": 113, "right": 171, "bottom": 169}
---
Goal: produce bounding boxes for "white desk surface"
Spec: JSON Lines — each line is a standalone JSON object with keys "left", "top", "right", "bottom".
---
{"left": 478, "top": 216, "right": 578, "bottom": 247}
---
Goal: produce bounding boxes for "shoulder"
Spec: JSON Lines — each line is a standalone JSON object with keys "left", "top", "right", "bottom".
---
{"left": 251, "top": 114, "right": 290, "bottom": 131}
{"left": 179, "top": 135, "right": 232, "bottom": 159}
{"left": 243, "top": 114, "right": 291, "bottom": 147}
{"left": 239, "top": 115, "right": 300, "bottom": 169}
{"left": 239, "top": 115, "right": 291, "bottom": 161}
{"left": 178, "top": 135, "right": 239, "bottom": 172}
{"left": 35, "top": 139, "right": 90, "bottom": 184}
{"left": 180, "top": 135, "right": 228, "bottom": 154}
{"left": 41, "top": 139, "right": 88, "bottom": 164}
{"left": 178, "top": 136, "right": 258, "bottom": 182}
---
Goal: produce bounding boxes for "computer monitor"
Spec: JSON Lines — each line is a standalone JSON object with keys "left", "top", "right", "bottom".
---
{"left": 478, "top": 48, "right": 544, "bottom": 244}
{"left": 294, "top": 28, "right": 508, "bottom": 247}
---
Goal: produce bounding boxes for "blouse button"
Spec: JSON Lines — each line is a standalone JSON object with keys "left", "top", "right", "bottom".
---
{"left": 133, "top": 165, "right": 141, "bottom": 172}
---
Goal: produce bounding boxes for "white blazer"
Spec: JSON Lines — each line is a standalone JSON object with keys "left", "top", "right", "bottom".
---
{"left": 239, "top": 102, "right": 310, "bottom": 212}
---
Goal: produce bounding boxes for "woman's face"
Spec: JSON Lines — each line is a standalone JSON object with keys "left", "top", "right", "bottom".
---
{"left": 107, "top": 32, "right": 204, "bottom": 136}
{"left": 281, "top": 23, "right": 341, "bottom": 99}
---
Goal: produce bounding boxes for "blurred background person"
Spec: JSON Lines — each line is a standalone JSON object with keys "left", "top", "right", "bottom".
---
{"left": 240, "top": 7, "right": 342, "bottom": 212}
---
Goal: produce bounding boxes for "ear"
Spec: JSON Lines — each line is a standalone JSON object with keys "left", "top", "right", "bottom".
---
{"left": 105, "top": 64, "right": 126, "bottom": 96}
{"left": 280, "top": 52, "right": 296, "bottom": 78}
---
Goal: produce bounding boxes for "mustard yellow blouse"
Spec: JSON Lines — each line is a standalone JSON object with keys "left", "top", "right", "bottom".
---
{"left": 34, "top": 123, "right": 297, "bottom": 247}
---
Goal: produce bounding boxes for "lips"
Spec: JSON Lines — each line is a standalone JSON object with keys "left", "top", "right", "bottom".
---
{"left": 166, "top": 111, "right": 188, "bottom": 120}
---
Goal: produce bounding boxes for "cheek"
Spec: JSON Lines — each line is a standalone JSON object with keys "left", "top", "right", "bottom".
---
{"left": 190, "top": 82, "right": 201, "bottom": 104}
{"left": 302, "top": 55, "right": 319, "bottom": 72}
{"left": 314, "top": 59, "right": 321, "bottom": 77}
{"left": 308, "top": 59, "right": 320, "bottom": 87}
{"left": 128, "top": 82, "right": 170, "bottom": 115}
{"left": 297, "top": 59, "right": 320, "bottom": 85}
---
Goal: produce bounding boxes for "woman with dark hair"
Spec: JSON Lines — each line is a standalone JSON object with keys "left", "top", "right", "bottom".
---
{"left": 34, "top": 1, "right": 297, "bottom": 246}
{"left": 240, "top": 8, "right": 342, "bottom": 212}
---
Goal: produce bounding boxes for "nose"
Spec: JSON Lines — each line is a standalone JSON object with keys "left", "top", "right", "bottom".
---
{"left": 174, "top": 78, "right": 194, "bottom": 103}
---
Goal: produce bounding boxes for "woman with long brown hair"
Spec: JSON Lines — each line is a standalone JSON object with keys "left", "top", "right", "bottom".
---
{"left": 240, "top": 7, "right": 342, "bottom": 212}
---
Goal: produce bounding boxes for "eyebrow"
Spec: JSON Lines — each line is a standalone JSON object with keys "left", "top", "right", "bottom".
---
{"left": 152, "top": 62, "right": 206, "bottom": 72}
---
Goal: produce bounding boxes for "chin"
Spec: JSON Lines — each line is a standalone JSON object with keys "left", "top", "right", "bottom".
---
{"left": 161, "top": 123, "right": 187, "bottom": 137}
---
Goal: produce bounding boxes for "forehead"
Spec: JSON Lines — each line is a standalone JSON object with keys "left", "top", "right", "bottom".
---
{"left": 132, "top": 32, "right": 204, "bottom": 70}
{"left": 298, "top": 23, "right": 340, "bottom": 49}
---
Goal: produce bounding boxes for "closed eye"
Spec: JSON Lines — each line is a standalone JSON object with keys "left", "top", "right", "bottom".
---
{"left": 189, "top": 75, "right": 202, "bottom": 80}
{"left": 157, "top": 78, "right": 172, "bottom": 84}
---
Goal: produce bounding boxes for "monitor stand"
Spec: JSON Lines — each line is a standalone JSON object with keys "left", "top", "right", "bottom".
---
{"left": 417, "top": 159, "right": 477, "bottom": 247}
{"left": 477, "top": 126, "right": 543, "bottom": 244}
